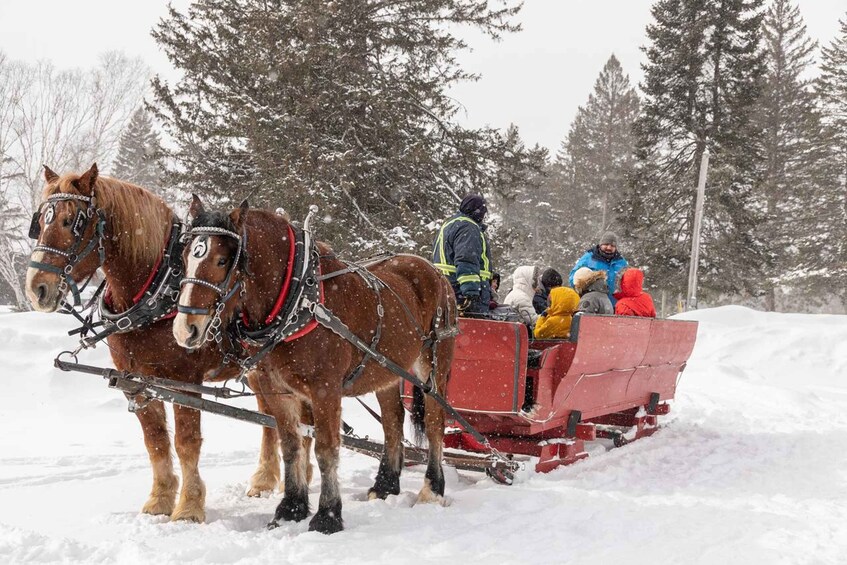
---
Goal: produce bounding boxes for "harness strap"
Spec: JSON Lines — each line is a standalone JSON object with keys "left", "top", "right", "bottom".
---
{"left": 84, "top": 219, "right": 183, "bottom": 346}
{"left": 263, "top": 223, "right": 296, "bottom": 325}
{"left": 309, "top": 302, "right": 489, "bottom": 447}
{"left": 29, "top": 211, "right": 107, "bottom": 308}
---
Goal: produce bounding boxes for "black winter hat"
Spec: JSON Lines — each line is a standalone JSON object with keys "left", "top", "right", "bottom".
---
{"left": 459, "top": 194, "right": 487, "bottom": 223}
{"left": 540, "top": 267, "right": 563, "bottom": 290}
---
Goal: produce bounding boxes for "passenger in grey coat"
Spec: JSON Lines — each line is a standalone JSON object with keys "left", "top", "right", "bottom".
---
{"left": 572, "top": 267, "right": 614, "bottom": 315}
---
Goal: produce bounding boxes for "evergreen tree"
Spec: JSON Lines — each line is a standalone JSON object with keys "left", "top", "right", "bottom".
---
{"left": 487, "top": 124, "right": 550, "bottom": 275}
{"left": 150, "top": 0, "right": 522, "bottom": 255}
{"left": 620, "top": 0, "right": 767, "bottom": 302}
{"left": 560, "top": 54, "right": 639, "bottom": 237}
{"left": 113, "top": 106, "right": 165, "bottom": 194}
{"left": 801, "top": 14, "right": 847, "bottom": 310}
{"left": 754, "top": 0, "right": 828, "bottom": 311}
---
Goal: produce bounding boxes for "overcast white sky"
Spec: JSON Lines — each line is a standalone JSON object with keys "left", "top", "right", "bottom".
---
{"left": 1, "top": 0, "right": 844, "bottom": 151}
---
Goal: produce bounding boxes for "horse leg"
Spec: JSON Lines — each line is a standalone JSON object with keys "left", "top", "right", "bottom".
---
{"left": 266, "top": 395, "right": 311, "bottom": 525}
{"left": 307, "top": 394, "right": 344, "bottom": 534}
{"left": 170, "top": 403, "right": 206, "bottom": 522}
{"left": 135, "top": 399, "right": 179, "bottom": 516}
{"left": 368, "top": 384, "right": 405, "bottom": 500}
{"left": 414, "top": 345, "right": 450, "bottom": 505}
{"left": 300, "top": 400, "right": 315, "bottom": 486}
{"left": 247, "top": 384, "right": 281, "bottom": 497}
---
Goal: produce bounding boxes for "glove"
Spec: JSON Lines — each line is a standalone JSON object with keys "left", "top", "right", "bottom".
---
{"left": 459, "top": 295, "right": 485, "bottom": 315}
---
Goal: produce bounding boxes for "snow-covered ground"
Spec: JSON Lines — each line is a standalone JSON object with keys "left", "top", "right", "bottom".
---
{"left": 1, "top": 306, "right": 846, "bottom": 564}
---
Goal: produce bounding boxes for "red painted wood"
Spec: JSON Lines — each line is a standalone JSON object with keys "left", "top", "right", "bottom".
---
{"left": 401, "top": 314, "right": 697, "bottom": 474}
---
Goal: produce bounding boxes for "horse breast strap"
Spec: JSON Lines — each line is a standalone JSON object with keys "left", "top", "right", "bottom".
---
{"left": 91, "top": 219, "right": 185, "bottom": 343}
{"left": 236, "top": 223, "right": 323, "bottom": 347}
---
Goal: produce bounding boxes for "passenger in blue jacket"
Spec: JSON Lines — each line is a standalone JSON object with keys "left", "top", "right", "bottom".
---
{"left": 568, "top": 232, "right": 628, "bottom": 305}
{"left": 432, "top": 194, "right": 493, "bottom": 315}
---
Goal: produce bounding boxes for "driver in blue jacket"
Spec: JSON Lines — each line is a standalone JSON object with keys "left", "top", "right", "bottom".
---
{"left": 432, "top": 194, "right": 493, "bottom": 315}
{"left": 568, "top": 232, "right": 628, "bottom": 306}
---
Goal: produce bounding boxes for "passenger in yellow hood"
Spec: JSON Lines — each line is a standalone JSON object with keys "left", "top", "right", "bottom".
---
{"left": 533, "top": 286, "right": 580, "bottom": 340}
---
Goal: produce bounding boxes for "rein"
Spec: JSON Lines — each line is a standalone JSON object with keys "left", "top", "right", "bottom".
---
{"left": 28, "top": 191, "right": 107, "bottom": 308}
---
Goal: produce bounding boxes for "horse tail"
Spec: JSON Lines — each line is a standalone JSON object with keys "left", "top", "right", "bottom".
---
{"left": 411, "top": 384, "right": 427, "bottom": 446}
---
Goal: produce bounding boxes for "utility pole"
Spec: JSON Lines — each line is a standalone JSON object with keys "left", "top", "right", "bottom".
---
{"left": 686, "top": 148, "right": 709, "bottom": 310}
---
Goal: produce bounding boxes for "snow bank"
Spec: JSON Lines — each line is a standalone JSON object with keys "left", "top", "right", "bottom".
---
{"left": 0, "top": 307, "right": 845, "bottom": 564}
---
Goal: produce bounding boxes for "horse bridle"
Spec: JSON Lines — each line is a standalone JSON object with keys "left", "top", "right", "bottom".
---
{"left": 28, "top": 192, "right": 107, "bottom": 307}
{"left": 178, "top": 225, "right": 246, "bottom": 343}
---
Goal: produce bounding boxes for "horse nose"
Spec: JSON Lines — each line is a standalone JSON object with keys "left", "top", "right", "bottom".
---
{"left": 36, "top": 283, "right": 48, "bottom": 303}
{"left": 185, "top": 323, "right": 201, "bottom": 348}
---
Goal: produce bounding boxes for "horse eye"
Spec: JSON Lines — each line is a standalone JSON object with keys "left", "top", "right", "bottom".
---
{"left": 62, "top": 217, "right": 72, "bottom": 227}
{"left": 217, "top": 256, "right": 229, "bottom": 267}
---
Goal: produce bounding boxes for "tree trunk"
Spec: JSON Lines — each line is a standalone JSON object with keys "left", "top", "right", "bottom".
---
{"left": 764, "top": 286, "right": 776, "bottom": 312}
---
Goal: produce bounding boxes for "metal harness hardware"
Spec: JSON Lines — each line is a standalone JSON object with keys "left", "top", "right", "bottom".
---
{"left": 29, "top": 191, "right": 107, "bottom": 308}
{"left": 178, "top": 205, "right": 516, "bottom": 477}
{"left": 87, "top": 219, "right": 186, "bottom": 347}
{"left": 178, "top": 225, "right": 246, "bottom": 344}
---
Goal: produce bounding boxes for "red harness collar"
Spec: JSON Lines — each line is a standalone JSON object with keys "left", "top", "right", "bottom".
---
{"left": 104, "top": 228, "right": 176, "bottom": 319}
{"left": 240, "top": 223, "right": 321, "bottom": 342}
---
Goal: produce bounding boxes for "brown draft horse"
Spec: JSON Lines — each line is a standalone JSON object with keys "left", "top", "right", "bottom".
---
{"left": 25, "top": 164, "right": 301, "bottom": 522}
{"left": 173, "top": 197, "right": 457, "bottom": 534}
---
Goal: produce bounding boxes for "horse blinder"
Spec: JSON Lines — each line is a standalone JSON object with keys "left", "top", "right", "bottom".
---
{"left": 28, "top": 212, "right": 42, "bottom": 240}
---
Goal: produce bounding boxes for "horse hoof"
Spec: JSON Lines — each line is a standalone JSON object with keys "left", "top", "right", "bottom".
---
{"left": 415, "top": 484, "right": 446, "bottom": 506}
{"left": 170, "top": 505, "right": 205, "bottom": 523}
{"left": 308, "top": 508, "right": 344, "bottom": 534}
{"left": 246, "top": 486, "right": 272, "bottom": 498}
{"left": 367, "top": 488, "right": 393, "bottom": 501}
{"left": 141, "top": 497, "right": 175, "bottom": 516}
{"left": 267, "top": 520, "right": 280, "bottom": 530}
{"left": 248, "top": 471, "right": 280, "bottom": 497}
{"left": 275, "top": 496, "right": 310, "bottom": 522}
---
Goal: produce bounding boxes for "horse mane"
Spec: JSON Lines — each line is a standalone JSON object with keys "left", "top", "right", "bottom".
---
{"left": 44, "top": 173, "right": 173, "bottom": 266}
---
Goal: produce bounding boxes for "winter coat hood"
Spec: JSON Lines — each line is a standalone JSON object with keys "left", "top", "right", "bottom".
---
{"left": 503, "top": 265, "right": 539, "bottom": 325}
{"left": 547, "top": 286, "right": 580, "bottom": 317}
{"left": 613, "top": 268, "right": 656, "bottom": 318}
{"left": 510, "top": 266, "right": 537, "bottom": 297}
{"left": 573, "top": 268, "right": 608, "bottom": 297}
{"left": 533, "top": 286, "right": 580, "bottom": 340}
{"left": 614, "top": 268, "right": 644, "bottom": 300}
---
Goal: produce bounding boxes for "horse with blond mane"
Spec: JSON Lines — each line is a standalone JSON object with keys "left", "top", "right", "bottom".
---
{"left": 26, "top": 163, "right": 303, "bottom": 522}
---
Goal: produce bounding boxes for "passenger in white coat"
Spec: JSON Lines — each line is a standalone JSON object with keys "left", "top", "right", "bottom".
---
{"left": 503, "top": 265, "right": 540, "bottom": 327}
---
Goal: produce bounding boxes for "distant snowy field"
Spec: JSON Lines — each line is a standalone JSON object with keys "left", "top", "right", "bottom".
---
{"left": 1, "top": 306, "right": 846, "bottom": 564}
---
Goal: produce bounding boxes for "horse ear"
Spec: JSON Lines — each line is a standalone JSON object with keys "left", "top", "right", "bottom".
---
{"left": 75, "top": 163, "right": 98, "bottom": 195}
{"left": 230, "top": 199, "right": 249, "bottom": 226}
{"left": 43, "top": 165, "right": 59, "bottom": 184}
{"left": 188, "top": 193, "right": 205, "bottom": 219}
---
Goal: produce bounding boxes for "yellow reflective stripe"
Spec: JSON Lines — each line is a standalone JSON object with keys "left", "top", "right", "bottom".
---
{"left": 435, "top": 215, "right": 490, "bottom": 280}
{"left": 434, "top": 263, "right": 456, "bottom": 273}
{"left": 480, "top": 232, "right": 489, "bottom": 275}
{"left": 457, "top": 274, "right": 481, "bottom": 284}
{"left": 437, "top": 216, "right": 469, "bottom": 267}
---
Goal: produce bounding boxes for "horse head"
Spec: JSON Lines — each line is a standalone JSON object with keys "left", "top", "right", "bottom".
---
{"left": 26, "top": 163, "right": 105, "bottom": 312}
{"left": 173, "top": 194, "right": 251, "bottom": 349}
